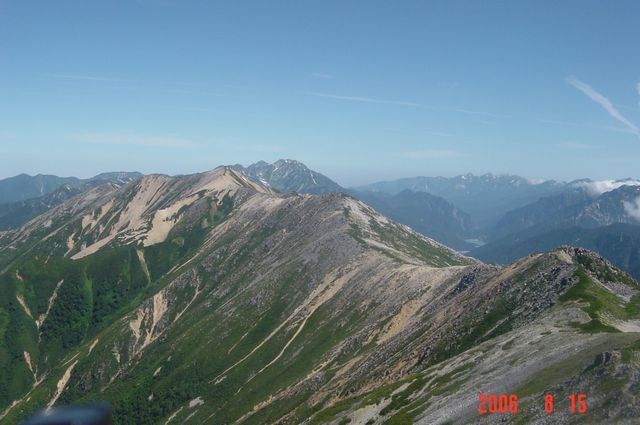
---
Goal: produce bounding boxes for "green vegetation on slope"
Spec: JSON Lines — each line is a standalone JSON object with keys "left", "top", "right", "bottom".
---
{"left": 343, "top": 202, "right": 471, "bottom": 267}
{"left": 0, "top": 194, "right": 235, "bottom": 411}
{"left": 426, "top": 297, "right": 515, "bottom": 366}
{"left": 559, "top": 266, "right": 639, "bottom": 333}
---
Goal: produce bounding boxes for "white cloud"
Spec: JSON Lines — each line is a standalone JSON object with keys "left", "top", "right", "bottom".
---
{"left": 623, "top": 196, "right": 640, "bottom": 221}
{"left": 397, "top": 149, "right": 460, "bottom": 159}
{"left": 577, "top": 179, "right": 640, "bottom": 196}
{"left": 566, "top": 76, "right": 640, "bottom": 139}
{"left": 307, "top": 92, "right": 421, "bottom": 107}
{"left": 310, "top": 72, "right": 333, "bottom": 80}
{"left": 74, "top": 132, "right": 199, "bottom": 147}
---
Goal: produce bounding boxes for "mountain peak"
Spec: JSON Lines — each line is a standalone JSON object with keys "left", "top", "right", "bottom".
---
{"left": 274, "top": 158, "right": 302, "bottom": 165}
{"left": 1, "top": 167, "right": 275, "bottom": 262}
{"left": 235, "top": 159, "right": 343, "bottom": 194}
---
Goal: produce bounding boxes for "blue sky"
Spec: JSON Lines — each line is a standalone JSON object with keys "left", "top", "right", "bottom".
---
{"left": 1, "top": 0, "right": 639, "bottom": 186}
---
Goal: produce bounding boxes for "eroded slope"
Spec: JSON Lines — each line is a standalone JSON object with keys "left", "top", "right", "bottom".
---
{"left": 1, "top": 170, "right": 638, "bottom": 425}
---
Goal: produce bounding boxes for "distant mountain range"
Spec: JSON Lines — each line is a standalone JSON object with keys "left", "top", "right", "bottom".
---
{"left": 0, "top": 185, "right": 86, "bottom": 230}
{"left": 0, "top": 172, "right": 141, "bottom": 230}
{"left": 3, "top": 162, "right": 640, "bottom": 282}
{"left": 473, "top": 184, "right": 640, "bottom": 279}
{"left": 2, "top": 164, "right": 640, "bottom": 424}
{"left": 357, "top": 173, "right": 567, "bottom": 229}
{"left": 0, "top": 174, "right": 80, "bottom": 204}
{"left": 488, "top": 184, "right": 640, "bottom": 240}
{"left": 0, "top": 172, "right": 141, "bottom": 204}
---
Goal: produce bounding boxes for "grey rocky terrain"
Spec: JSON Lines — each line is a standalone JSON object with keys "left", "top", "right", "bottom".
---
{"left": 0, "top": 167, "right": 638, "bottom": 424}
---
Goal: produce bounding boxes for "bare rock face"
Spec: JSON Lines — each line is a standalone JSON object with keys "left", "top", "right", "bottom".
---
{"left": 1, "top": 167, "right": 639, "bottom": 425}
{"left": 234, "top": 159, "right": 344, "bottom": 194}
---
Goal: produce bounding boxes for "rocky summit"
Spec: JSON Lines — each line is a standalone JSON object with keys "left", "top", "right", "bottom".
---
{"left": 0, "top": 167, "right": 639, "bottom": 424}
{"left": 234, "top": 159, "right": 344, "bottom": 195}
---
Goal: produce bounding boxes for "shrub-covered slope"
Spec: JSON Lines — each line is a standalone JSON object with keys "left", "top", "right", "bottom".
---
{"left": 0, "top": 167, "right": 638, "bottom": 425}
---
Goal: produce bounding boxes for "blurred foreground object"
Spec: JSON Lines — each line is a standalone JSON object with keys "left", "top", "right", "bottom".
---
{"left": 21, "top": 403, "right": 112, "bottom": 425}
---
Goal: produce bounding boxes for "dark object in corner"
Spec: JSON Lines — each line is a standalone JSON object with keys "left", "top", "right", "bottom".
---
{"left": 21, "top": 403, "right": 112, "bottom": 425}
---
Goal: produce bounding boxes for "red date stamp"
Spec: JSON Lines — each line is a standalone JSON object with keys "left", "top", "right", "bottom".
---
{"left": 478, "top": 394, "right": 519, "bottom": 413}
{"left": 478, "top": 393, "right": 587, "bottom": 415}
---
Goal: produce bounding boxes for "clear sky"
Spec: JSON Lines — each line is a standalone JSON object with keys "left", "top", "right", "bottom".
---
{"left": 1, "top": 0, "right": 639, "bottom": 186}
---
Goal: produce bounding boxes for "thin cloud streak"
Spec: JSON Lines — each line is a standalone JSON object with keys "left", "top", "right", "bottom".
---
{"left": 75, "top": 133, "right": 284, "bottom": 153}
{"left": 74, "top": 132, "right": 200, "bottom": 147}
{"left": 566, "top": 76, "right": 640, "bottom": 139}
{"left": 307, "top": 92, "right": 422, "bottom": 107}
{"left": 43, "top": 74, "right": 246, "bottom": 94}
{"left": 48, "top": 74, "right": 139, "bottom": 83}
{"left": 307, "top": 92, "right": 510, "bottom": 118}
{"left": 397, "top": 149, "right": 460, "bottom": 159}
{"left": 51, "top": 80, "right": 229, "bottom": 98}
{"left": 535, "top": 117, "right": 636, "bottom": 136}
{"left": 242, "top": 145, "right": 285, "bottom": 153}
{"left": 308, "top": 89, "right": 636, "bottom": 134}
{"left": 382, "top": 128, "right": 454, "bottom": 137}
{"left": 47, "top": 73, "right": 209, "bottom": 87}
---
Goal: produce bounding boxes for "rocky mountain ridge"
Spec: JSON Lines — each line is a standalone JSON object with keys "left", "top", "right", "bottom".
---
{"left": 0, "top": 165, "right": 639, "bottom": 424}
{"left": 233, "top": 159, "right": 343, "bottom": 194}
{"left": 234, "top": 160, "right": 477, "bottom": 250}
